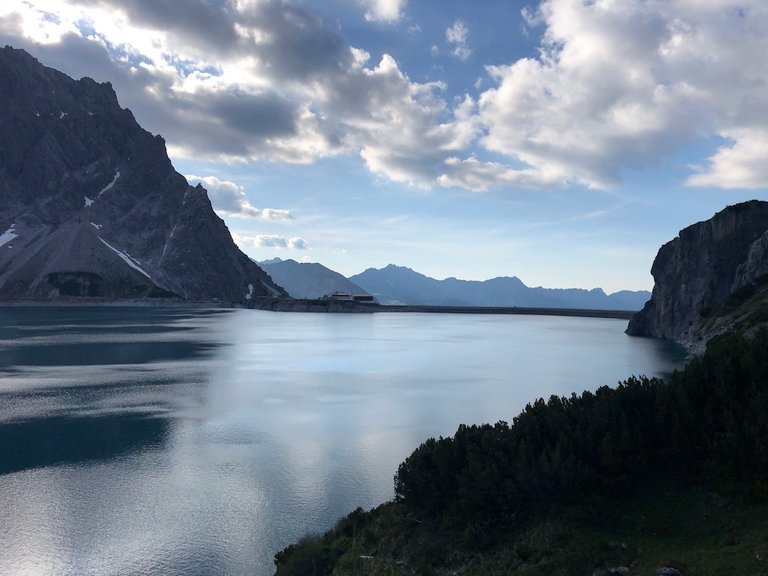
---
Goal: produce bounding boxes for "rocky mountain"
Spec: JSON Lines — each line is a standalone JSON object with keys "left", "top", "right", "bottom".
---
{"left": 349, "top": 264, "right": 650, "bottom": 310}
{"left": 0, "top": 46, "right": 285, "bottom": 302}
{"left": 627, "top": 200, "right": 768, "bottom": 351}
{"left": 258, "top": 258, "right": 370, "bottom": 299}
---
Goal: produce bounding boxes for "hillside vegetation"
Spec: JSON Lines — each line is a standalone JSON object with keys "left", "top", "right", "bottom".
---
{"left": 274, "top": 329, "right": 768, "bottom": 575}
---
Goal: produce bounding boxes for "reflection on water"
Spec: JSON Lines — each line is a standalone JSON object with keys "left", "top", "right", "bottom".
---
{"left": 0, "top": 307, "right": 685, "bottom": 576}
{"left": 0, "top": 414, "right": 168, "bottom": 475}
{"left": 0, "top": 340, "right": 220, "bottom": 366}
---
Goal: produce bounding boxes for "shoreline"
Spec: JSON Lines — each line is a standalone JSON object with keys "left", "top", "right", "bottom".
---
{"left": 0, "top": 298, "right": 236, "bottom": 308}
{"left": 0, "top": 297, "right": 637, "bottom": 320}
{"left": 247, "top": 297, "right": 636, "bottom": 320}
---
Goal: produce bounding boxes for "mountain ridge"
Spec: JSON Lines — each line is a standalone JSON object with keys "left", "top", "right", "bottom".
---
{"left": 258, "top": 258, "right": 370, "bottom": 300}
{"left": 0, "top": 46, "right": 284, "bottom": 302}
{"left": 349, "top": 264, "right": 650, "bottom": 310}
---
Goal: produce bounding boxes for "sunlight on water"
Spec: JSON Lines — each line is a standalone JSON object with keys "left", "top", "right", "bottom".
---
{"left": 0, "top": 307, "right": 684, "bottom": 575}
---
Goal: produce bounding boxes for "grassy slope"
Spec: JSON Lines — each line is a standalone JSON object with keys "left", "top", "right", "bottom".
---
{"left": 311, "top": 481, "right": 768, "bottom": 576}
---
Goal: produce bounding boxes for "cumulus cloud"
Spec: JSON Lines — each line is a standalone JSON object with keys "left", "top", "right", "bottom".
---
{"left": 288, "top": 237, "right": 309, "bottom": 249}
{"left": 437, "top": 156, "right": 564, "bottom": 192}
{"left": 360, "top": 0, "right": 407, "bottom": 23}
{"left": 250, "top": 235, "right": 310, "bottom": 249}
{"left": 233, "top": 233, "right": 309, "bottom": 250}
{"left": 313, "top": 52, "right": 480, "bottom": 186}
{"left": 446, "top": 20, "right": 471, "bottom": 61}
{"left": 686, "top": 129, "right": 768, "bottom": 189}
{"left": 5, "top": 0, "right": 768, "bottom": 192}
{"left": 478, "top": 0, "right": 768, "bottom": 189}
{"left": 186, "top": 175, "right": 293, "bottom": 219}
{"left": 2, "top": 0, "right": 475, "bottom": 186}
{"left": 1, "top": 0, "right": 345, "bottom": 164}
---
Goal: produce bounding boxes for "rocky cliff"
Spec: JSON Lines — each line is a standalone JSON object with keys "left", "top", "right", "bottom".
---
{"left": 627, "top": 200, "right": 768, "bottom": 351}
{"left": 0, "top": 46, "right": 285, "bottom": 302}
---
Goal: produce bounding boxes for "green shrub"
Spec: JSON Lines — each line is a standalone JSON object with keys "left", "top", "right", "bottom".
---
{"left": 394, "top": 329, "right": 768, "bottom": 535}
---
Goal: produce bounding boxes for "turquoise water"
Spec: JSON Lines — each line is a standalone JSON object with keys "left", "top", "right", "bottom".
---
{"left": 0, "top": 307, "right": 684, "bottom": 575}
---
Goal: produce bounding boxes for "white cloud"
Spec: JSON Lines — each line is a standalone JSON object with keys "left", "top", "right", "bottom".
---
{"left": 6, "top": 0, "right": 768, "bottom": 192}
{"left": 446, "top": 19, "right": 471, "bottom": 61}
{"left": 477, "top": 0, "right": 768, "bottom": 189}
{"left": 288, "top": 237, "right": 309, "bottom": 249}
{"left": 186, "top": 175, "right": 293, "bottom": 219}
{"left": 249, "top": 235, "right": 309, "bottom": 249}
{"left": 686, "top": 129, "right": 768, "bottom": 189}
{"left": 3, "top": 0, "right": 349, "bottom": 165}
{"left": 4, "top": 0, "right": 478, "bottom": 188}
{"left": 437, "top": 156, "right": 564, "bottom": 192}
{"left": 446, "top": 20, "right": 468, "bottom": 45}
{"left": 233, "top": 233, "right": 309, "bottom": 250}
{"left": 320, "top": 55, "right": 481, "bottom": 186}
{"left": 360, "top": 0, "right": 407, "bottom": 23}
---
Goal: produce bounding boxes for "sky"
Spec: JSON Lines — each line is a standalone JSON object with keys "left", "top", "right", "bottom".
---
{"left": 1, "top": 0, "right": 767, "bottom": 292}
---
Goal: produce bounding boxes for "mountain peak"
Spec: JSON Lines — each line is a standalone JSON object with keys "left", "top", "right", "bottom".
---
{"left": 349, "top": 265, "right": 647, "bottom": 310}
{"left": 0, "top": 47, "right": 284, "bottom": 302}
{"left": 260, "top": 258, "right": 369, "bottom": 299}
{"left": 384, "top": 263, "right": 413, "bottom": 271}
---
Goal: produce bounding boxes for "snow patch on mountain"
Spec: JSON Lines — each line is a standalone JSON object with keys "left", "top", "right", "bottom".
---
{"left": 0, "top": 225, "right": 17, "bottom": 248}
{"left": 99, "top": 237, "right": 152, "bottom": 279}
{"left": 98, "top": 171, "right": 120, "bottom": 196}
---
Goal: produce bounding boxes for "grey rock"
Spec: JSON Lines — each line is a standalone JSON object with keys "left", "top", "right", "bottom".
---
{"left": 656, "top": 567, "right": 682, "bottom": 576}
{"left": 627, "top": 200, "right": 768, "bottom": 348}
{"left": 0, "top": 46, "right": 285, "bottom": 302}
{"left": 733, "top": 229, "right": 768, "bottom": 291}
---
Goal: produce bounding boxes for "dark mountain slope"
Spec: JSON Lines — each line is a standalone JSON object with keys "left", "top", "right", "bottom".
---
{"left": 0, "top": 46, "right": 284, "bottom": 302}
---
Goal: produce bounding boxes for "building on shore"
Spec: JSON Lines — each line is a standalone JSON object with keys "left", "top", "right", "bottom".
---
{"left": 322, "top": 291, "right": 376, "bottom": 303}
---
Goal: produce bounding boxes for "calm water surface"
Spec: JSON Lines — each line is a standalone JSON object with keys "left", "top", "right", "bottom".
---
{"left": 0, "top": 307, "right": 685, "bottom": 575}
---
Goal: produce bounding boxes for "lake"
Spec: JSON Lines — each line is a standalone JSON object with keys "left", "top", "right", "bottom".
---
{"left": 0, "top": 306, "right": 685, "bottom": 575}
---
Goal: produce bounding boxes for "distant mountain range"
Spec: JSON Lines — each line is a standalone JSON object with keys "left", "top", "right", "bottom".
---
{"left": 259, "top": 258, "right": 369, "bottom": 299}
{"left": 0, "top": 47, "right": 283, "bottom": 301}
{"left": 258, "top": 258, "right": 651, "bottom": 311}
{"left": 3, "top": 45, "right": 648, "bottom": 309}
{"left": 349, "top": 264, "right": 650, "bottom": 310}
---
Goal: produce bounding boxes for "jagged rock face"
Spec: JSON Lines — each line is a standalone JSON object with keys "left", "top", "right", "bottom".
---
{"left": 627, "top": 200, "right": 768, "bottom": 344}
{"left": 734, "top": 228, "right": 768, "bottom": 290}
{"left": 0, "top": 46, "right": 285, "bottom": 302}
